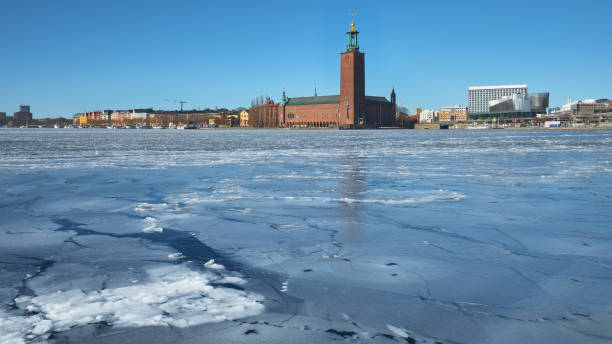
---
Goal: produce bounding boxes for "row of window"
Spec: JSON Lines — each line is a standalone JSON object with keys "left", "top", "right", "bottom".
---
{"left": 287, "top": 112, "right": 338, "bottom": 121}
{"left": 469, "top": 89, "right": 525, "bottom": 94}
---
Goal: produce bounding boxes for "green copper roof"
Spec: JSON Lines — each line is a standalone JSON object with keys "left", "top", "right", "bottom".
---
{"left": 285, "top": 95, "right": 340, "bottom": 106}
{"left": 365, "top": 96, "right": 391, "bottom": 104}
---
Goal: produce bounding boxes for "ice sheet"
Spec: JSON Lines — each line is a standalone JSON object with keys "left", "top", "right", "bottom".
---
{"left": 0, "top": 129, "right": 611, "bottom": 343}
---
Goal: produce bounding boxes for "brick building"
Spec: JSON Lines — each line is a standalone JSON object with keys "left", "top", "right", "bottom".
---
{"left": 277, "top": 20, "right": 396, "bottom": 128}
{"left": 439, "top": 106, "right": 468, "bottom": 122}
{"left": 570, "top": 99, "right": 611, "bottom": 116}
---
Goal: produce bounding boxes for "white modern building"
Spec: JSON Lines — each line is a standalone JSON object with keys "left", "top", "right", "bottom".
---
{"left": 468, "top": 85, "right": 528, "bottom": 114}
{"left": 418, "top": 109, "right": 438, "bottom": 123}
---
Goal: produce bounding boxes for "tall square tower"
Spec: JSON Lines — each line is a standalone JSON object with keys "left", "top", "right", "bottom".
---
{"left": 339, "top": 20, "right": 365, "bottom": 128}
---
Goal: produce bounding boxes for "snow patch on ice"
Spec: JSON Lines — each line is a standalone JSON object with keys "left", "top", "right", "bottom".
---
{"left": 134, "top": 202, "right": 179, "bottom": 213}
{"left": 168, "top": 252, "right": 186, "bottom": 260}
{"left": 218, "top": 276, "right": 247, "bottom": 285}
{"left": 337, "top": 189, "right": 467, "bottom": 205}
{"left": 204, "top": 259, "right": 225, "bottom": 270}
{"left": 1, "top": 264, "right": 264, "bottom": 342}
{"left": 175, "top": 192, "right": 244, "bottom": 205}
{"left": 143, "top": 217, "right": 163, "bottom": 233}
{"left": 386, "top": 324, "right": 412, "bottom": 338}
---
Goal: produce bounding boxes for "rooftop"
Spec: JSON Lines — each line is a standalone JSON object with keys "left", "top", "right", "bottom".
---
{"left": 365, "top": 96, "right": 391, "bottom": 104}
{"left": 285, "top": 95, "right": 340, "bottom": 106}
{"left": 468, "top": 85, "right": 528, "bottom": 91}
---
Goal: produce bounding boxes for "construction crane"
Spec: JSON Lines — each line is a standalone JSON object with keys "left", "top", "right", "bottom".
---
{"left": 165, "top": 99, "right": 188, "bottom": 111}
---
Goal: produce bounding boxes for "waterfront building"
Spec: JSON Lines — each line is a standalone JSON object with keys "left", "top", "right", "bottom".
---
{"left": 439, "top": 106, "right": 468, "bottom": 122}
{"left": 13, "top": 105, "right": 33, "bottom": 126}
{"left": 468, "top": 85, "right": 550, "bottom": 119}
{"left": 468, "top": 85, "right": 527, "bottom": 115}
{"left": 485, "top": 92, "right": 549, "bottom": 119}
{"left": 419, "top": 109, "right": 437, "bottom": 123}
{"left": 78, "top": 111, "right": 104, "bottom": 126}
{"left": 0, "top": 112, "right": 6, "bottom": 125}
{"left": 570, "top": 99, "right": 611, "bottom": 116}
{"left": 278, "top": 20, "right": 396, "bottom": 128}
{"left": 240, "top": 110, "right": 249, "bottom": 127}
{"left": 111, "top": 111, "right": 126, "bottom": 125}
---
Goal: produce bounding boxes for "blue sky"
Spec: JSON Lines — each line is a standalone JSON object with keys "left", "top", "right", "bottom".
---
{"left": 1, "top": 0, "right": 611, "bottom": 117}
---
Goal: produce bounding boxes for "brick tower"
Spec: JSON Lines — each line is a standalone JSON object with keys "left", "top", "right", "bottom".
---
{"left": 339, "top": 19, "right": 365, "bottom": 128}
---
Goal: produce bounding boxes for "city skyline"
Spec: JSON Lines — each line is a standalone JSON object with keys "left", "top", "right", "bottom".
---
{"left": 1, "top": 0, "right": 611, "bottom": 117}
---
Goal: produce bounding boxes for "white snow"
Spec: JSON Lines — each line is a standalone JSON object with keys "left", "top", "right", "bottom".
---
{"left": 167, "top": 252, "right": 186, "bottom": 260}
{"left": 143, "top": 217, "right": 163, "bottom": 233}
{"left": 0, "top": 264, "right": 264, "bottom": 342}
{"left": 203, "top": 259, "right": 225, "bottom": 270}
{"left": 386, "top": 324, "right": 411, "bottom": 338}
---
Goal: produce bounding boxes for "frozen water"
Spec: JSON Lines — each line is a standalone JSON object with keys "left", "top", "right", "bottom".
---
{"left": 0, "top": 128, "right": 611, "bottom": 343}
{"left": 4, "top": 264, "right": 263, "bottom": 342}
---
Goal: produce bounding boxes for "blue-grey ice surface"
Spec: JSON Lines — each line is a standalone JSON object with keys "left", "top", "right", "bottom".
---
{"left": 0, "top": 128, "right": 611, "bottom": 343}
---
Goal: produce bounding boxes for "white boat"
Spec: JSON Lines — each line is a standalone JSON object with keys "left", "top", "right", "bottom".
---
{"left": 54, "top": 124, "right": 60, "bottom": 129}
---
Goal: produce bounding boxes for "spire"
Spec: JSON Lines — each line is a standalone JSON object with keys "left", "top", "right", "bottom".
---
{"left": 346, "top": 14, "right": 359, "bottom": 51}
{"left": 281, "top": 89, "right": 288, "bottom": 106}
{"left": 314, "top": 83, "right": 317, "bottom": 97}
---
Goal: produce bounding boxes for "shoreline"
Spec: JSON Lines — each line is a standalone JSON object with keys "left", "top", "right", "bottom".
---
{"left": 1, "top": 126, "right": 611, "bottom": 131}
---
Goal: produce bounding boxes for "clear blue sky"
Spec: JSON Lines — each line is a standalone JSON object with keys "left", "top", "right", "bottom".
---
{"left": 1, "top": 0, "right": 611, "bottom": 117}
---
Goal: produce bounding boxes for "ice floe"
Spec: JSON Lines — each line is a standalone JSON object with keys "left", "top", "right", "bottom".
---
{"left": 1, "top": 264, "right": 264, "bottom": 342}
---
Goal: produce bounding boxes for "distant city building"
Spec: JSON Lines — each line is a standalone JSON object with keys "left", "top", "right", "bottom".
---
{"left": 485, "top": 92, "right": 549, "bottom": 119}
{"left": 439, "top": 105, "right": 468, "bottom": 122}
{"left": 13, "top": 105, "right": 33, "bottom": 126}
{"left": 78, "top": 111, "right": 103, "bottom": 125}
{"left": 468, "top": 85, "right": 528, "bottom": 115}
{"left": 240, "top": 110, "right": 249, "bottom": 127}
{"left": 551, "top": 99, "right": 612, "bottom": 117}
{"left": 468, "top": 85, "right": 549, "bottom": 119}
{"left": 419, "top": 109, "right": 438, "bottom": 123}
{"left": 0, "top": 112, "right": 6, "bottom": 125}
